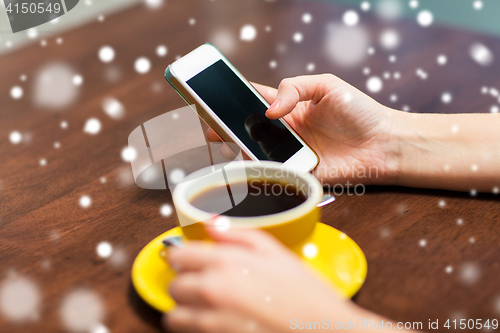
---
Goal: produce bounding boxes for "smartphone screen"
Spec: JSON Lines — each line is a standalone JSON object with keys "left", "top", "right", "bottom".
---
{"left": 187, "top": 60, "right": 304, "bottom": 162}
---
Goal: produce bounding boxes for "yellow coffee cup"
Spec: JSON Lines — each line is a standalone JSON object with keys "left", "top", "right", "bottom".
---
{"left": 172, "top": 160, "right": 323, "bottom": 251}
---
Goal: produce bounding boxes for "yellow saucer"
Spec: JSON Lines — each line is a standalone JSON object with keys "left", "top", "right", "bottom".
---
{"left": 131, "top": 222, "right": 367, "bottom": 312}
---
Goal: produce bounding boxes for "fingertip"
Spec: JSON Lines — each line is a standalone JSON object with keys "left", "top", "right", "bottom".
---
{"left": 265, "top": 109, "right": 280, "bottom": 119}
{"left": 267, "top": 99, "right": 280, "bottom": 112}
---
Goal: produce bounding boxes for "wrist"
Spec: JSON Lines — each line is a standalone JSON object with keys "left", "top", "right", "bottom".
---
{"left": 379, "top": 108, "right": 410, "bottom": 186}
{"left": 388, "top": 110, "right": 424, "bottom": 188}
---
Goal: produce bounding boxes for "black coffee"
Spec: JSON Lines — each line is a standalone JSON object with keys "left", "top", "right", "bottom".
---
{"left": 190, "top": 180, "right": 307, "bottom": 217}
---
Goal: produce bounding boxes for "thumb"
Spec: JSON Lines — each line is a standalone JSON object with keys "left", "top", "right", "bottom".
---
{"left": 204, "top": 216, "right": 285, "bottom": 253}
{"left": 266, "top": 74, "right": 336, "bottom": 119}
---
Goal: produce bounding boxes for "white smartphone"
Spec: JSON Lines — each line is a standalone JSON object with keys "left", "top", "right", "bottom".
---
{"left": 164, "top": 43, "right": 319, "bottom": 174}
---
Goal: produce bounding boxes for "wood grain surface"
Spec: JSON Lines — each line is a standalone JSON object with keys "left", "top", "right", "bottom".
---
{"left": 1, "top": 0, "right": 499, "bottom": 332}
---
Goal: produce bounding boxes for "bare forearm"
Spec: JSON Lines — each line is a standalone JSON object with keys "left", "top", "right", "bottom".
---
{"left": 395, "top": 112, "right": 500, "bottom": 193}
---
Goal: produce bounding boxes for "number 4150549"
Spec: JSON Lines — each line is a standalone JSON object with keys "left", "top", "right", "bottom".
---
{"left": 5, "top": 2, "right": 62, "bottom": 14}
{"left": 444, "top": 319, "right": 498, "bottom": 330}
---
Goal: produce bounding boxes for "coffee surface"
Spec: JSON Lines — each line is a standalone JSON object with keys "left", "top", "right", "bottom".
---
{"left": 190, "top": 180, "right": 307, "bottom": 217}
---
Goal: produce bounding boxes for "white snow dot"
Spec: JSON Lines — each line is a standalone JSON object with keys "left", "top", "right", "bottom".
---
{"left": 213, "top": 216, "right": 231, "bottom": 232}
{"left": 96, "top": 242, "right": 113, "bottom": 258}
{"left": 265, "top": 26, "right": 272, "bottom": 32}
{"left": 343, "top": 93, "right": 353, "bottom": 103}
{"left": 0, "top": 276, "right": 40, "bottom": 322}
{"left": 451, "top": 124, "right": 459, "bottom": 133}
{"left": 445, "top": 265, "right": 453, "bottom": 274}
{"left": 437, "top": 54, "right": 447, "bottom": 65}
{"left": 379, "top": 227, "right": 391, "bottom": 238}
{"left": 60, "top": 289, "right": 104, "bottom": 332}
{"left": 97, "top": 15, "right": 105, "bottom": 22}
{"left": 39, "top": 159, "right": 47, "bottom": 167}
{"left": 9, "top": 131, "right": 22, "bottom": 144}
{"left": 402, "top": 105, "right": 410, "bottom": 112}
{"left": 84, "top": 118, "right": 101, "bottom": 135}
{"left": 470, "top": 43, "right": 493, "bottom": 66}
{"left": 469, "top": 236, "right": 476, "bottom": 244}
{"left": 160, "top": 204, "right": 173, "bottom": 217}
{"left": 417, "top": 10, "right": 433, "bottom": 27}
{"left": 390, "top": 94, "right": 398, "bottom": 102}
{"left": 134, "top": 57, "right": 151, "bottom": 74}
{"left": 362, "top": 67, "right": 370, "bottom": 75}
{"left": 27, "top": 28, "right": 38, "bottom": 39}
{"left": 470, "top": 189, "right": 477, "bottom": 197}
{"left": 156, "top": 45, "right": 167, "bottom": 57}
{"left": 473, "top": 1, "right": 483, "bottom": 10}
{"left": 54, "top": 142, "right": 60, "bottom": 149}
{"left": 441, "top": 92, "right": 452, "bottom": 104}
{"left": 240, "top": 25, "right": 257, "bottom": 42}
{"left": 269, "top": 60, "right": 277, "bottom": 69}
{"left": 98, "top": 46, "right": 115, "bottom": 63}
{"left": 492, "top": 187, "right": 499, "bottom": 194}
{"left": 20, "top": 74, "right": 27, "bottom": 81}
{"left": 438, "top": 199, "right": 446, "bottom": 208}
{"left": 302, "top": 13, "right": 312, "bottom": 23}
{"left": 121, "top": 147, "right": 137, "bottom": 162}
{"left": 383, "top": 72, "right": 391, "bottom": 79}
{"left": 343, "top": 10, "right": 359, "bottom": 26}
{"left": 458, "top": 262, "right": 481, "bottom": 285}
{"left": 79, "top": 195, "right": 92, "bottom": 208}
{"left": 490, "top": 105, "right": 499, "bottom": 113}
{"left": 293, "top": 32, "right": 303, "bottom": 43}
{"left": 360, "top": 1, "right": 370, "bottom": 11}
{"left": 302, "top": 243, "right": 318, "bottom": 258}
{"left": 102, "top": 97, "right": 125, "bottom": 119}
{"left": 368, "top": 47, "right": 375, "bottom": 55}
{"left": 56, "top": 37, "right": 63, "bottom": 44}
{"left": 33, "top": 62, "right": 79, "bottom": 109}
{"left": 389, "top": 55, "right": 397, "bottom": 63}
{"left": 481, "top": 86, "right": 488, "bottom": 94}
{"left": 416, "top": 68, "right": 428, "bottom": 80}
{"left": 188, "top": 18, "right": 196, "bottom": 25}
{"left": 471, "top": 164, "right": 478, "bottom": 172}
{"left": 145, "top": 0, "right": 163, "bottom": 9}
{"left": 394, "top": 72, "right": 401, "bottom": 79}
{"left": 379, "top": 29, "right": 400, "bottom": 50}
{"left": 72, "top": 75, "right": 83, "bottom": 86}
{"left": 60, "top": 121, "right": 68, "bottom": 129}
{"left": 409, "top": 0, "right": 419, "bottom": 9}
{"left": 100, "top": 177, "right": 107, "bottom": 184}
{"left": 91, "top": 324, "right": 110, "bottom": 333}
{"left": 419, "top": 239, "right": 427, "bottom": 247}
{"left": 366, "top": 76, "right": 383, "bottom": 93}
{"left": 456, "top": 218, "right": 464, "bottom": 225}
{"left": 10, "top": 86, "right": 23, "bottom": 99}
{"left": 306, "top": 63, "right": 315, "bottom": 72}
{"left": 169, "top": 168, "right": 185, "bottom": 184}
{"left": 443, "top": 164, "right": 451, "bottom": 172}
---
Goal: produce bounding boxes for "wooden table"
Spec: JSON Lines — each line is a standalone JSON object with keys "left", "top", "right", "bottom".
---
{"left": 1, "top": 0, "right": 499, "bottom": 332}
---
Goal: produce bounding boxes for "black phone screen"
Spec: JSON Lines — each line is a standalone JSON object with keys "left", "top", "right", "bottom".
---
{"left": 187, "top": 60, "right": 304, "bottom": 162}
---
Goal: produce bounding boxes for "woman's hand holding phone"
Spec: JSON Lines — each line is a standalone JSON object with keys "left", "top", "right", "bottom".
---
{"left": 208, "top": 75, "right": 403, "bottom": 186}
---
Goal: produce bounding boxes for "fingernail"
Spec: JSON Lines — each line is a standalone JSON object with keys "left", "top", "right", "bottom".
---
{"left": 267, "top": 99, "right": 280, "bottom": 113}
